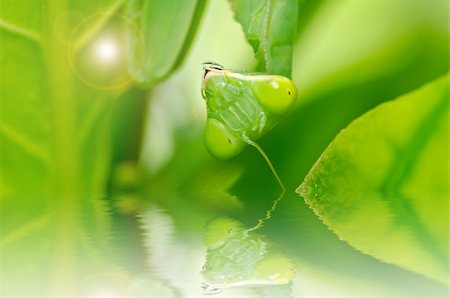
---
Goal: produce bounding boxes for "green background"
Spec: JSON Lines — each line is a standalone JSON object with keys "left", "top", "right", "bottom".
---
{"left": 0, "top": 0, "right": 448, "bottom": 296}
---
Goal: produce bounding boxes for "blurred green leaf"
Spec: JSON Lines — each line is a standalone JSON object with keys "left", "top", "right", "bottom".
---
{"left": 0, "top": 0, "right": 136, "bottom": 296}
{"left": 294, "top": 0, "right": 449, "bottom": 103}
{"left": 126, "top": 0, "right": 207, "bottom": 86}
{"left": 228, "top": 0, "right": 298, "bottom": 77}
{"left": 297, "top": 75, "right": 449, "bottom": 284}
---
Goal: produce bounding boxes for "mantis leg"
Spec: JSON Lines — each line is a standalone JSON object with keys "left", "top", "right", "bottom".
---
{"left": 242, "top": 136, "right": 286, "bottom": 192}
{"left": 245, "top": 190, "right": 285, "bottom": 233}
{"left": 241, "top": 135, "right": 286, "bottom": 233}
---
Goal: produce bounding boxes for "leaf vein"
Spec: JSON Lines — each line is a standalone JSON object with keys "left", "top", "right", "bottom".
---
{"left": 0, "top": 125, "right": 50, "bottom": 165}
{"left": 261, "top": 0, "right": 272, "bottom": 72}
{"left": 0, "top": 19, "right": 41, "bottom": 45}
{"left": 0, "top": 215, "right": 49, "bottom": 247}
{"left": 382, "top": 92, "right": 449, "bottom": 265}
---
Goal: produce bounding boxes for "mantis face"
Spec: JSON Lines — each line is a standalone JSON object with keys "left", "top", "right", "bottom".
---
{"left": 201, "top": 63, "right": 297, "bottom": 159}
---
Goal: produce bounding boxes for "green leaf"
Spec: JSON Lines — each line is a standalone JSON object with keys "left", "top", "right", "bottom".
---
{"left": 297, "top": 75, "right": 449, "bottom": 284}
{"left": 126, "top": 0, "right": 207, "bottom": 86}
{"left": 294, "top": 0, "right": 449, "bottom": 103}
{"left": 228, "top": 0, "right": 298, "bottom": 77}
{"left": 0, "top": 0, "right": 135, "bottom": 296}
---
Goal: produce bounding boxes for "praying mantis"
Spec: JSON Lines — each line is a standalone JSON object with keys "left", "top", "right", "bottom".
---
{"left": 200, "top": 63, "right": 298, "bottom": 292}
{"left": 201, "top": 62, "right": 297, "bottom": 192}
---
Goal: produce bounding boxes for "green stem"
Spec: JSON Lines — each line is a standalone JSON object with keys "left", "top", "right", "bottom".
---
{"left": 46, "top": 0, "right": 79, "bottom": 295}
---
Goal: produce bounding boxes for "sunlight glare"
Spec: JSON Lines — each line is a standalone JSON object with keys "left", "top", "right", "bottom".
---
{"left": 94, "top": 39, "right": 118, "bottom": 63}
{"left": 88, "top": 289, "right": 121, "bottom": 298}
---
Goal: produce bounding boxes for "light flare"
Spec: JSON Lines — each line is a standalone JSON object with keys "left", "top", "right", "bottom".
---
{"left": 94, "top": 38, "right": 119, "bottom": 63}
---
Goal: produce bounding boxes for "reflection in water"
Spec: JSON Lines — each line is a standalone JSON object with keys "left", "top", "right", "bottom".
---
{"left": 3, "top": 190, "right": 447, "bottom": 297}
{"left": 130, "top": 190, "right": 448, "bottom": 297}
{"left": 137, "top": 205, "right": 188, "bottom": 297}
{"left": 246, "top": 191, "right": 285, "bottom": 233}
{"left": 0, "top": 177, "right": 448, "bottom": 298}
{"left": 76, "top": 271, "right": 130, "bottom": 298}
{"left": 201, "top": 216, "right": 296, "bottom": 294}
{"left": 127, "top": 273, "right": 180, "bottom": 298}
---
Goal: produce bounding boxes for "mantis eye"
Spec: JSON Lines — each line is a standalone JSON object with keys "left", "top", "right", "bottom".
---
{"left": 204, "top": 118, "right": 245, "bottom": 159}
{"left": 202, "top": 61, "right": 224, "bottom": 78}
{"left": 252, "top": 76, "right": 297, "bottom": 115}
